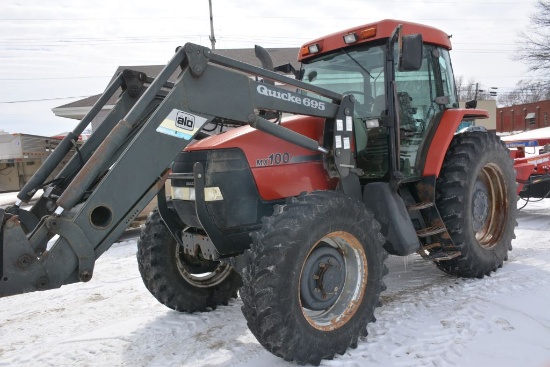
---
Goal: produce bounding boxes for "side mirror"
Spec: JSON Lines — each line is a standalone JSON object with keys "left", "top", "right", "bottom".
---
{"left": 465, "top": 99, "right": 477, "bottom": 109}
{"left": 274, "top": 63, "right": 303, "bottom": 79}
{"left": 398, "top": 34, "right": 423, "bottom": 71}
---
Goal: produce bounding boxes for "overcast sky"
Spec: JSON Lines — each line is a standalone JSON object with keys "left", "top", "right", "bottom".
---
{"left": 0, "top": 0, "right": 537, "bottom": 136}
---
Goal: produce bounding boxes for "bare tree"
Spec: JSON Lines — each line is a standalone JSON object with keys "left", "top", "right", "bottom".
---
{"left": 498, "top": 79, "right": 550, "bottom": 106}
{"left": 455, "top": 75, "right": 497, "bottom": 101}
{"left": 456, "top": 75, "right": 476, "bottom": 101}
{"left": 516, "top": 0, "right": 550, "bottom": 86}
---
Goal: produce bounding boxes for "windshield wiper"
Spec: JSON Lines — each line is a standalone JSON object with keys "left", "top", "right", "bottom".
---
{"left": 341, "top": 49, "right": 373, "bottom": 79}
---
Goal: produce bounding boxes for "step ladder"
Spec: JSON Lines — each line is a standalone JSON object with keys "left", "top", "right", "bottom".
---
{"left": 406, "top": 176, "right": 461, "bottom": 262}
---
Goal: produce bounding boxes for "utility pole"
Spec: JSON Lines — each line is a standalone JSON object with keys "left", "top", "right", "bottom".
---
{"left": 208, "top": 0, "right": 216, "bottom": 50}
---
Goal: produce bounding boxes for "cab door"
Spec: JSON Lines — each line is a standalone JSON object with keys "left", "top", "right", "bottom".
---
{"left": 394, "top": 45, "right": 459, "bottom": 180}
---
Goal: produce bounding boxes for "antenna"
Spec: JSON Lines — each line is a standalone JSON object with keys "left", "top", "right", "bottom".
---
{"left": 208, "top": 0, "right": 216, "bottom": 50}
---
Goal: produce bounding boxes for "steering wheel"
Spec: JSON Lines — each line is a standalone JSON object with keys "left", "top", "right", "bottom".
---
{"left": 342, "top": 91, "right": 374, "bottom": 116}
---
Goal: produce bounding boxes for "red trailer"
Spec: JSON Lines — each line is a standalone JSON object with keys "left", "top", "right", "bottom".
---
{"left": 502, "top": 127, "right": 550, "bottom": 201}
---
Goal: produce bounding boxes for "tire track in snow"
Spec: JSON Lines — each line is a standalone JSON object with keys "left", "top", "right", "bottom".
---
{"left": 119, "top": 302, "right": 266, "bottom": 367}
{"left": 326, "top": 242, "right": 550, "bottom": 367}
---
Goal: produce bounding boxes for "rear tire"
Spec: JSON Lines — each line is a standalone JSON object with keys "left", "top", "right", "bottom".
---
{"left": 137, "top": 208, "right": 241, "bottom": 312}
{"left": 240, "top": 191, "right": 387, "bottom": 365}
{"left": 435, "top": 132, "right": 517, "bottom": 278}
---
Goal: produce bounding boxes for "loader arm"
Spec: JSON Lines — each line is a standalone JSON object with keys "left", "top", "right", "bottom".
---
{"left": 0, "top": 43, "right": 357, "bottom": 297}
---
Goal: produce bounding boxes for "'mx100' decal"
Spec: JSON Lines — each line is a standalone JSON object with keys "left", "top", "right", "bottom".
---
{"left": 256, "top": 152, "right": 291, "bottom": 167}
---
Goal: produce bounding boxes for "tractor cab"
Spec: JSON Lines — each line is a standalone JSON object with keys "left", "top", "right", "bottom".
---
{"left": 298, "top": 19, "right": 459, "bottom": 182}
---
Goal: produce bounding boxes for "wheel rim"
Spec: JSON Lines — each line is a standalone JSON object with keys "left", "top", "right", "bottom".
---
{"left": 472, "top": 163, "right": 508, "bottom": 249}
{"left": 299, "top": 231, "right": 368, "bottom": 331}
{"left": 175, "top": 244, "right": 233, "bottom": 288}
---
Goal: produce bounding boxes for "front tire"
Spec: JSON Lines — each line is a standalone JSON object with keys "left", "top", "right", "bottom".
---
{"left": 137, "top": 208, "right": 241, "bottom": 312}
{"left": 435, "top": 132, "right": 517, "bottom": 278}
{"left": 240, "top": 191, "right": 387, "bottom": 365}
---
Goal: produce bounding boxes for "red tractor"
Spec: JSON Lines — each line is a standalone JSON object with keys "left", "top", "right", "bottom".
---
{"left": 1, "top": 19, "right": 516, "bottom": 365}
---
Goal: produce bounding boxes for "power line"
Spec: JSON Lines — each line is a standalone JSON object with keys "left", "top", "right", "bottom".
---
{"left": 0, "top": 76, "right": 111, "bottom": 81}
{"left": 0, "top": 17, "right": 528, "bottom": 21}
{"left": 0, "top": 40, "right": 520, "bottom": 50}
{"left": 0, "top": 35, "right": 204, "bottom": 43}
{"left": 0, "top": 35, "right": 520, "bottom": 44}
{"left": 0, "top": 33, "right": 346, "bottom": 42}
{"left": 345, "top": 0, "right": 532, "bottom": 2}
{"left": 0, "top": 95, "right": 93, "bottom": 104}
{"left": 0, "top": 32, "right": 520, "bottom": 48}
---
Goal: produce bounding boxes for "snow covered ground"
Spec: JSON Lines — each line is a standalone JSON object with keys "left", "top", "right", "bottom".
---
{"left": 1, "top": 199, "right": 549, "bottom": 367}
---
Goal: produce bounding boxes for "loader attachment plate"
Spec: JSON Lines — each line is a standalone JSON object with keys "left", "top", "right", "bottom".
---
{"left": 0, "top": 215, "right": 50, "bottom": 296}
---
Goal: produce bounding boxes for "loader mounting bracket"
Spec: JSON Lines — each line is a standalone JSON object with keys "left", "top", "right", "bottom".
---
{"left": 183, "top": 43, "right": 211, "bottom": 77}
{"left": 45, "top": 216, "right": 96, "bottom": 282}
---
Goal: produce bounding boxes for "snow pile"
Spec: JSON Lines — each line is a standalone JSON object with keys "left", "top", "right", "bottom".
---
{"left": 1, "top": 200, "right": 550, "bottom": 366}
{"left": 501, "top": 126, "right": 550, "bottom": 142}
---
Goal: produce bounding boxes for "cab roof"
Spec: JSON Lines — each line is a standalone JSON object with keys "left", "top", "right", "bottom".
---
{"left": 298, "top": 19, "right": 452, "bottom": 62}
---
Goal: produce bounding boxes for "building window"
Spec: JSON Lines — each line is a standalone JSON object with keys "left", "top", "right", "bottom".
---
{"left": 545, "top": 112, "right": 548, "bottom": 125}
{"left": 525, "top": 112, "right": 536, "bottom": 125}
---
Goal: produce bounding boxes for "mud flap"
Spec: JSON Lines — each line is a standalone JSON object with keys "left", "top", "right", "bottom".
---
{"left": 363, "top": 182, "right": 420, "bottom": 256}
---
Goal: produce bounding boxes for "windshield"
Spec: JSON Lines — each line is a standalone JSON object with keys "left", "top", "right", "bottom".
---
{"left": 300, "top": 43, "right": 389, "bottom": 180}
{"left": 300, "top": 44, "right": 387, "bottom": 119}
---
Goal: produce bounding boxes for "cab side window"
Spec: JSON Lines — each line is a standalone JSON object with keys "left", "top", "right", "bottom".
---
{"left": 395, "top": 45, "right": 454, "bottom": 179}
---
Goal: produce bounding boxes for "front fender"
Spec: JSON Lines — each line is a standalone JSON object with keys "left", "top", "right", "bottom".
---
{"left": 423, "top": 109, "right": 489, "bottom": 177}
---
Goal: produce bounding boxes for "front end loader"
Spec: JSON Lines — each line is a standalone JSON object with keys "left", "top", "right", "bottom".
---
{"left": 0, "top": 41, "right": 348, "bottom": 296}
{"left": 1, "top": 19, "right": 517, "bottom": 366}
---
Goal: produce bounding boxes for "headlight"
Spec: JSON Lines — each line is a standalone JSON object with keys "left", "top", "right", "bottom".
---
{"left": 172, "top": 186, "right": 224, "bottom": 202}
{"left": 204, "top": 187, "right": 224, "bottom": 201}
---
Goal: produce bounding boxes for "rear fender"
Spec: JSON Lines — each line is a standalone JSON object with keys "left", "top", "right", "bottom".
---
{"left": 423, "top": 109, "right": 489, "bottom": 177}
